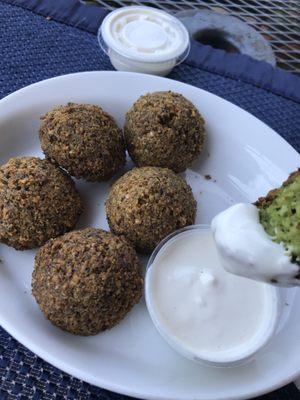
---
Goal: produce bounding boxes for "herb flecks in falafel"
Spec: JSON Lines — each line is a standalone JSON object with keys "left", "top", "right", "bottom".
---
{"left": 32, "top": 228, "right": 143, "bottom": 335}
{"left": 125, "top": 91, "right": 205, "bottom": 172}
{"left": 0, "top": 157, "right": 83, "bottom": 250}
{"left": 256, "top": 170, "right": 300, "bottom": 268}
{"left": 39, "top": 103, "right": 126, "bottom": 182}
{"left": 106, "top": 166, "right": 197, "bottom": 254}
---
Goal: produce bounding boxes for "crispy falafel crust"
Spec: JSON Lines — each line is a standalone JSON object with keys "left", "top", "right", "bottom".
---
{"left": 124, "top": 91, "right": 205, "bottom": 172}
{"left": 106, "top": 166, "right": 197, "bottom": 254}
{"left": 255, "top": 170, "right": 300, "bottom": 208}
{"left": 39, "top": 103, "right": 126, "bottom": 181}
{"left": 32, "top": 228, "right": 143, "bottom": 335}
{"left": 0, "top": 157, "right": 83, "bottom": 250}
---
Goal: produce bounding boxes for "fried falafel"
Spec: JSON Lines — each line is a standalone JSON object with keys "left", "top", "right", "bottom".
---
{"left": 32, "top": 228, "right": 143, "bottom": 335}
{"left": 256, "top": 169, "right": 300, "bottom": 277}
{"left": 0, "top": 157, "right": 83, "bottom": 250}
{"left": 124, "top": 91, "right": 205, "bottom": 172}
{"left": 106, "top": 166, "right": 197, "bottom": 254}
{"left": 39, "top": 103, "right": 125, "bottom": 181}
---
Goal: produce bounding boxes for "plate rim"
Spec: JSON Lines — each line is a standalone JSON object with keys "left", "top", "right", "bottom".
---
{"left": 0, "top": 70, "right": 299, "bottom": 400}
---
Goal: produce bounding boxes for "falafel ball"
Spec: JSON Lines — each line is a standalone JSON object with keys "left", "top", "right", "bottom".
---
{"left": 39, "top": 103, "right": 126, "bottom": 181}
{"left": 0, "top": 157, "right": 83, "bottom": 250}
{"left": 106, "top": 167, "right": 197, "bottom": 253}
{"left": 256, "top": 169, "right": 300, "bottom": 281}
{"left": 32, "top": 228, "right": 143, "bottom": 335}
{"left": 124, "top": 91, "right": 205, "bottom": 172}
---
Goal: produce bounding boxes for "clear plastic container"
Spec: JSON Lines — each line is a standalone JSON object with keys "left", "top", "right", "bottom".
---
{"left": 98, "top": 6, "right": 190, "bottom": 76}
{"left": 145, "top": 225, "right": 279, "bottom": 367}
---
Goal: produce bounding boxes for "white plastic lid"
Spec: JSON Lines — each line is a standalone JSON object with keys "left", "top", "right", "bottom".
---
{"left": 99, "top": 6, "right": 190, "bottom": 63}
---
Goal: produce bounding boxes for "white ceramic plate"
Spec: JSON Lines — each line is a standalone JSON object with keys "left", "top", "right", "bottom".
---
{"left": 0, "top": 71, "right": 299, "bottom": 400}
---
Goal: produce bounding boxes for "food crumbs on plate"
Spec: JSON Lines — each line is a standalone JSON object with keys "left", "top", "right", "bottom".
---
{"left": 205, "top": 174, "right": 212, "bottom": 180}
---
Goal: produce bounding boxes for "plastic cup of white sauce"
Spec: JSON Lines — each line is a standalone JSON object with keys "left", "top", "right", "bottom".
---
{"left": 98, "top": 6, "right": 190, "bottom": 76}
{"left": 145, "top": 225, "right": 279, "bottom": 367}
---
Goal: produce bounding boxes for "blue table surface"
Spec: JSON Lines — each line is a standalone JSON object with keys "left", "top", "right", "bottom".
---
{"left": 0, "top": 1, "right": 299, "bottom": 399}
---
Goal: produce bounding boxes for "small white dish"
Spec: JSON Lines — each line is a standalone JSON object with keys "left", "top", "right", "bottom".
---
{"left": 0, "top": 71, "right": 299, "bottom": 400}
{"left": 98, "top": 6, "right": 190, "bottom": 76}
{"left": 145, "top": 225, "right": 279, "bottom": 368}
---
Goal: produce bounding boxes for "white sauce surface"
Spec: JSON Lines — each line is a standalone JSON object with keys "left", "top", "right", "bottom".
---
{"left": 211, "top": 203, "right": 299, "bottom": 286}
{"left": 147, "top": 229, "right": 277, "bottom": 362}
